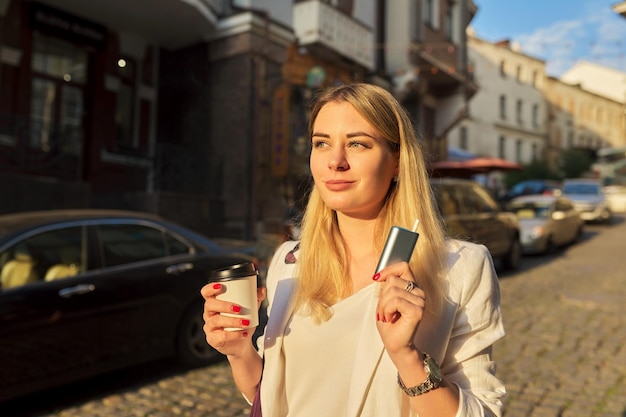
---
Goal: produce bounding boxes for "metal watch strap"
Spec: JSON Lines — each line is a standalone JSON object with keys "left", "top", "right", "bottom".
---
{"left": 397, "top": 352, "right": 441, "bottom": 396}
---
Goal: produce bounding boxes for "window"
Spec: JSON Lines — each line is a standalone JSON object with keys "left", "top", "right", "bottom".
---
{"left": 499, "top": 95, "right": 507, "bottom": 119}
{"left": 424, "top": 0, "right": 439, "bottom": 28}
{"left": 424, "top": 0, "right": 434, "bottom": 25}
{"left": 459, "top": 126, "right": 468, "bottom": 150}
{"left": 500, "top": 61, "right": 506, "bottom": 77}
{"left": 96, "top": 223, "right": 192, "bottom": 268}
{"left": 516, "top": 139, "right": 522, "bottom": 163}
{"left": 0, "top": 226, "right": 86, "bottom": 288}
{"left": 532, "top": 104, "right": 539, "bottom": 127}
{"left": 516, "top": 99, "right": 523, "bottom": 124}
{"left": 445, "top": 4, "right": 453, "bottom": 40}
{"left": 115, "top": 57, "right": 137, "bottom": 150}
{"left": 460, "top": 184, "right": 498, "bottom": 214}
{"left": 30, "top": 33, "right": 87, "bottom": 154}
{"left": 516, "top": 65, "right": 522, "bottom": 82}
{"left": 532, "top": 143, "right": 538, "bottom": 162}
{"left": 499, "top": 136, "right": 506, "bottom": 159}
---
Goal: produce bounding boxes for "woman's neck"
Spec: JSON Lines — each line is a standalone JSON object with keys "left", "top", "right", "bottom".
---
{"left": 336, "top": 214, "right": 379, "bottom": 292}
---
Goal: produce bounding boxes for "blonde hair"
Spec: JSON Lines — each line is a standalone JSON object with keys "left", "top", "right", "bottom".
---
{"left": 295, "top": 83, "right": 447, "bottom": 323}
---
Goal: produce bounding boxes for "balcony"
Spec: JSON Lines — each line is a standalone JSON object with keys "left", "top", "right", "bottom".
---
{"left": 410, "top": 41, "right": 477, "bottom": 97}
{"left": 293, "top": 0, "right": 374, "bottom": 70}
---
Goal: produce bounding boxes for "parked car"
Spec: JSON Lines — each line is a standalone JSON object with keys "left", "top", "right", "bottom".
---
{"left": 499, "top": 179, "right": 562, "bottom": 204}
{"left": 561, "top": 178, "right": 612, "bottom": 224}
{"left": 430, "top": 178, "right": 522, "bottom": 271}
{"left": 507, "top": 195, "right": 584, "bottom": 254}
{"left": 0, "top": 209, "right": 254, "bottom": 402}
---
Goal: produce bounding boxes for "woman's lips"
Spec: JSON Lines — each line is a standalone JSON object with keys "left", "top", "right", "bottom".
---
{"left": 324, "top": 180, "right": 354, "bottom": 191}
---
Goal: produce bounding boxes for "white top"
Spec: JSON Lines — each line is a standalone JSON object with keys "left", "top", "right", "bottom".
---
{"left": 257, "top": 239, "right": 506, "bottom": 417}
{"left": 283, "top": 284, "right": 376, "bottom": 416}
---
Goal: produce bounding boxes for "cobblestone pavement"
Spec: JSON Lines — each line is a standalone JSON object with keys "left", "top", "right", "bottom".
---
{"left": 494, "top": 215, "right": 626, "bottom": 417}
{"left": 3, "top": 216, "right": 626, "bottom": 417}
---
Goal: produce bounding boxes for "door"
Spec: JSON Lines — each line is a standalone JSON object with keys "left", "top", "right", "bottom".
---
{"left": 90, "top": 222, "right": 199, "bottom": 365}
{"left": 0, "top": 225, "right": 99, "bottom": 400}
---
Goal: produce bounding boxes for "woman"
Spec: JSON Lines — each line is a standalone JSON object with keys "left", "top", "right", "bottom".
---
{"left": 201, "top": 83, "right": 506, "bottom": 417}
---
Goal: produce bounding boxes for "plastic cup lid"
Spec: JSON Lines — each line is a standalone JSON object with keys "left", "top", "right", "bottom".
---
{"left": 210, "top": 262, "right": 258, "bottom": 281}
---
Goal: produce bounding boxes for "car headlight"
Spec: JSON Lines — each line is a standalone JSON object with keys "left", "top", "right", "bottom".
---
{"left": 528, "top": 226, "right": 545, "bottom": 239}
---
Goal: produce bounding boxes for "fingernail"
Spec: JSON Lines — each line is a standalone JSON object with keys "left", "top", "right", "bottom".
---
{"left": 372, "top": 273, "right": 380, "bottom": 281}
{"left": 241, "top": 319, "right": 251, "bottom": 326}
{"left": 243, "top": 331, "right": 249, "bottom": 337}
{"left": 213, "top": 283, "right": 221, "bottom": 290}
{"left": 382, "top": 316, "right": 387, "bottom": 323}
{"left": 376, "top": 313, "right": 380, "bottom": 321}
{"left": 231, "top": 305, "right": 241, "bottom": 313}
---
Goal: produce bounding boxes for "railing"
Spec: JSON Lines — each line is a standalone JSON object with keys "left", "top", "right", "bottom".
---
{"left": 293, "top": 0, "right": 375, "bottom": 69}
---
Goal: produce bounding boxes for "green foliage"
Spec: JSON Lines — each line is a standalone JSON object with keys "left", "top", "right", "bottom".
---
{"left": 559, "top": 148, "right": 594, "bottom": 179}
{"left": 503, "top": 150, "right": 594, "bottom": 189}
{"left": 503, "top": 160, "right": 560, "bottom": 189}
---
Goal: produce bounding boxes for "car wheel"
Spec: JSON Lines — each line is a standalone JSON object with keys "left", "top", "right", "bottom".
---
{"left": 501, "top": 238, "right": 521, "bottom": 271}
{"left": 176, "top": 302, "right": 220, "bottom": 367}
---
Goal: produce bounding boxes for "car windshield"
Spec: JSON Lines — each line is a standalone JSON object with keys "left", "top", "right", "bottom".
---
{"left": 562, "top": 183, "right": 599, "bottom": 195}
{"left": 509, "top": 202, "right": 551, "bottom": 219}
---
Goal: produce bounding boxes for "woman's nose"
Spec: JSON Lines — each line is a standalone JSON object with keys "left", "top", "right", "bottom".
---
{"left": 328, "top": 149, "right": 349, "bottom": 171}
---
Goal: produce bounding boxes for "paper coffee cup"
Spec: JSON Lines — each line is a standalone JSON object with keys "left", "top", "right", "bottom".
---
{"left": 209, "top": 262, "right": 259, "bottom": 331}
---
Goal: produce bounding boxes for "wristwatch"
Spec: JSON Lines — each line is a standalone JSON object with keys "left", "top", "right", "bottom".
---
{"left": 397, "top": 352, "right": 443, "bottom": 396}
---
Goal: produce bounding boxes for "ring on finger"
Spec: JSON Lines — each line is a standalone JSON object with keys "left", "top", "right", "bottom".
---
{"left": 404, "top": 280, "right": 416, "bottom": 293}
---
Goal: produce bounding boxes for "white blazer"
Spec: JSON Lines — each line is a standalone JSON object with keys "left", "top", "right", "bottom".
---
{"left": 256, "top": 239, "right": 506, "bottom": 417}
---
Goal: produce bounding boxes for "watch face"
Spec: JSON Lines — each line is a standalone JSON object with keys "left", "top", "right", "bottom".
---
{"left": 427, "top": 357, "right": 443, "bottom": 383}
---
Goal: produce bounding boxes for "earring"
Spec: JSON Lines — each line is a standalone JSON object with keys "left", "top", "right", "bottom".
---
{"left": 393, "top": 175, "right": 399, "bottom": 183}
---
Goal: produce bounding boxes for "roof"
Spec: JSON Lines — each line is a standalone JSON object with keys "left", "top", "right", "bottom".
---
{"left": 0, "top": 209, "right": 165, "bottom": 237}
{"left": 560, "top": 61, "right": 626, "bottom": 104}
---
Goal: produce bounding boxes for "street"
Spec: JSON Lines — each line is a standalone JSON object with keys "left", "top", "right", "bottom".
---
{"left": 2, "top": 215, "right": 625, "bottom": 417}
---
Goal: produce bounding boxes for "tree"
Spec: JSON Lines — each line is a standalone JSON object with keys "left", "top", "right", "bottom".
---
{"left": 559, "top": 148, "right": 594, "bottom": 179}
{"left": 503, "top": 160, "right": 560, "bottom": 189}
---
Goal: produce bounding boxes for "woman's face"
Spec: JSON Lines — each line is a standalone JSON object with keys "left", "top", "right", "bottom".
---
{"left": 310, "top": 101, "right": 399, "bottom": 219}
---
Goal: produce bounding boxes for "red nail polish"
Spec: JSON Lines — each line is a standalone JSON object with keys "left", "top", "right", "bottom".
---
{"left": 241, "top": 319, "right": 251, "bottom": 326}
{"left": 213, "top": 283, "right": 221, "bottom": 290}
{"left": 372, "top": 273, "right": 380, "bottom": 281}
{"left": 243, "top": 331, "right": 249, "bottom": 337}
{"left": 231, "top": 305, "right": 241, "bottom": 313}
{"left": 376, "top": 313, "right": 380, "bottom": 321}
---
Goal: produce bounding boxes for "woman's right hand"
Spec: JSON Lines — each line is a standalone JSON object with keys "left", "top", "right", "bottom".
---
{"left": 200, "top": 283, "right": 266, "bottom": 357}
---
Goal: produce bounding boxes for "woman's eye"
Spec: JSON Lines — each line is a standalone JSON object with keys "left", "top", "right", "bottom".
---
{"left": 313, "top": 140, "right": 328, "bottom": 148}
{"left": 348, "top": 141, "right": 368, "bottom": 149}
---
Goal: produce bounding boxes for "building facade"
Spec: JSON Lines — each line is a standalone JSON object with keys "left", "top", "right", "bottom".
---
{"left": 448, "top": 34, "right": 548, "bottom": 166}
{"left": 1, "top": 0, "right": 478, "bottom": 239}
{"left": 384, "top": 0, "right": 478, "bottom": 162}
{"left": 544, "top": 75, "right": 626, "bottom": 169}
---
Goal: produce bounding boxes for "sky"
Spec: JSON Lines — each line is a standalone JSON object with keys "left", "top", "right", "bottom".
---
{"left": 470, "top": 0, "right": 626, "bottom": 76}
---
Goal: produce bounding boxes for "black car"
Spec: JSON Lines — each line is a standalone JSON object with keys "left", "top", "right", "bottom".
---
{"left": 430, "top": 178, "right": 522, "bottom": 271}
{"left": 0, "top": 209, "right": 252, "bottom": 402}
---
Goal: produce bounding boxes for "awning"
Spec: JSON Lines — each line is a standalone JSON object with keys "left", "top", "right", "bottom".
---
{"left": 429, "top": 157, "right": 523, "bottom": 178}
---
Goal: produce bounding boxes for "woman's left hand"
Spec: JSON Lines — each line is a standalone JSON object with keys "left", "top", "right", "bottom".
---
{"left": 373, "top": 262, "right": 425, "bottom": 356}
